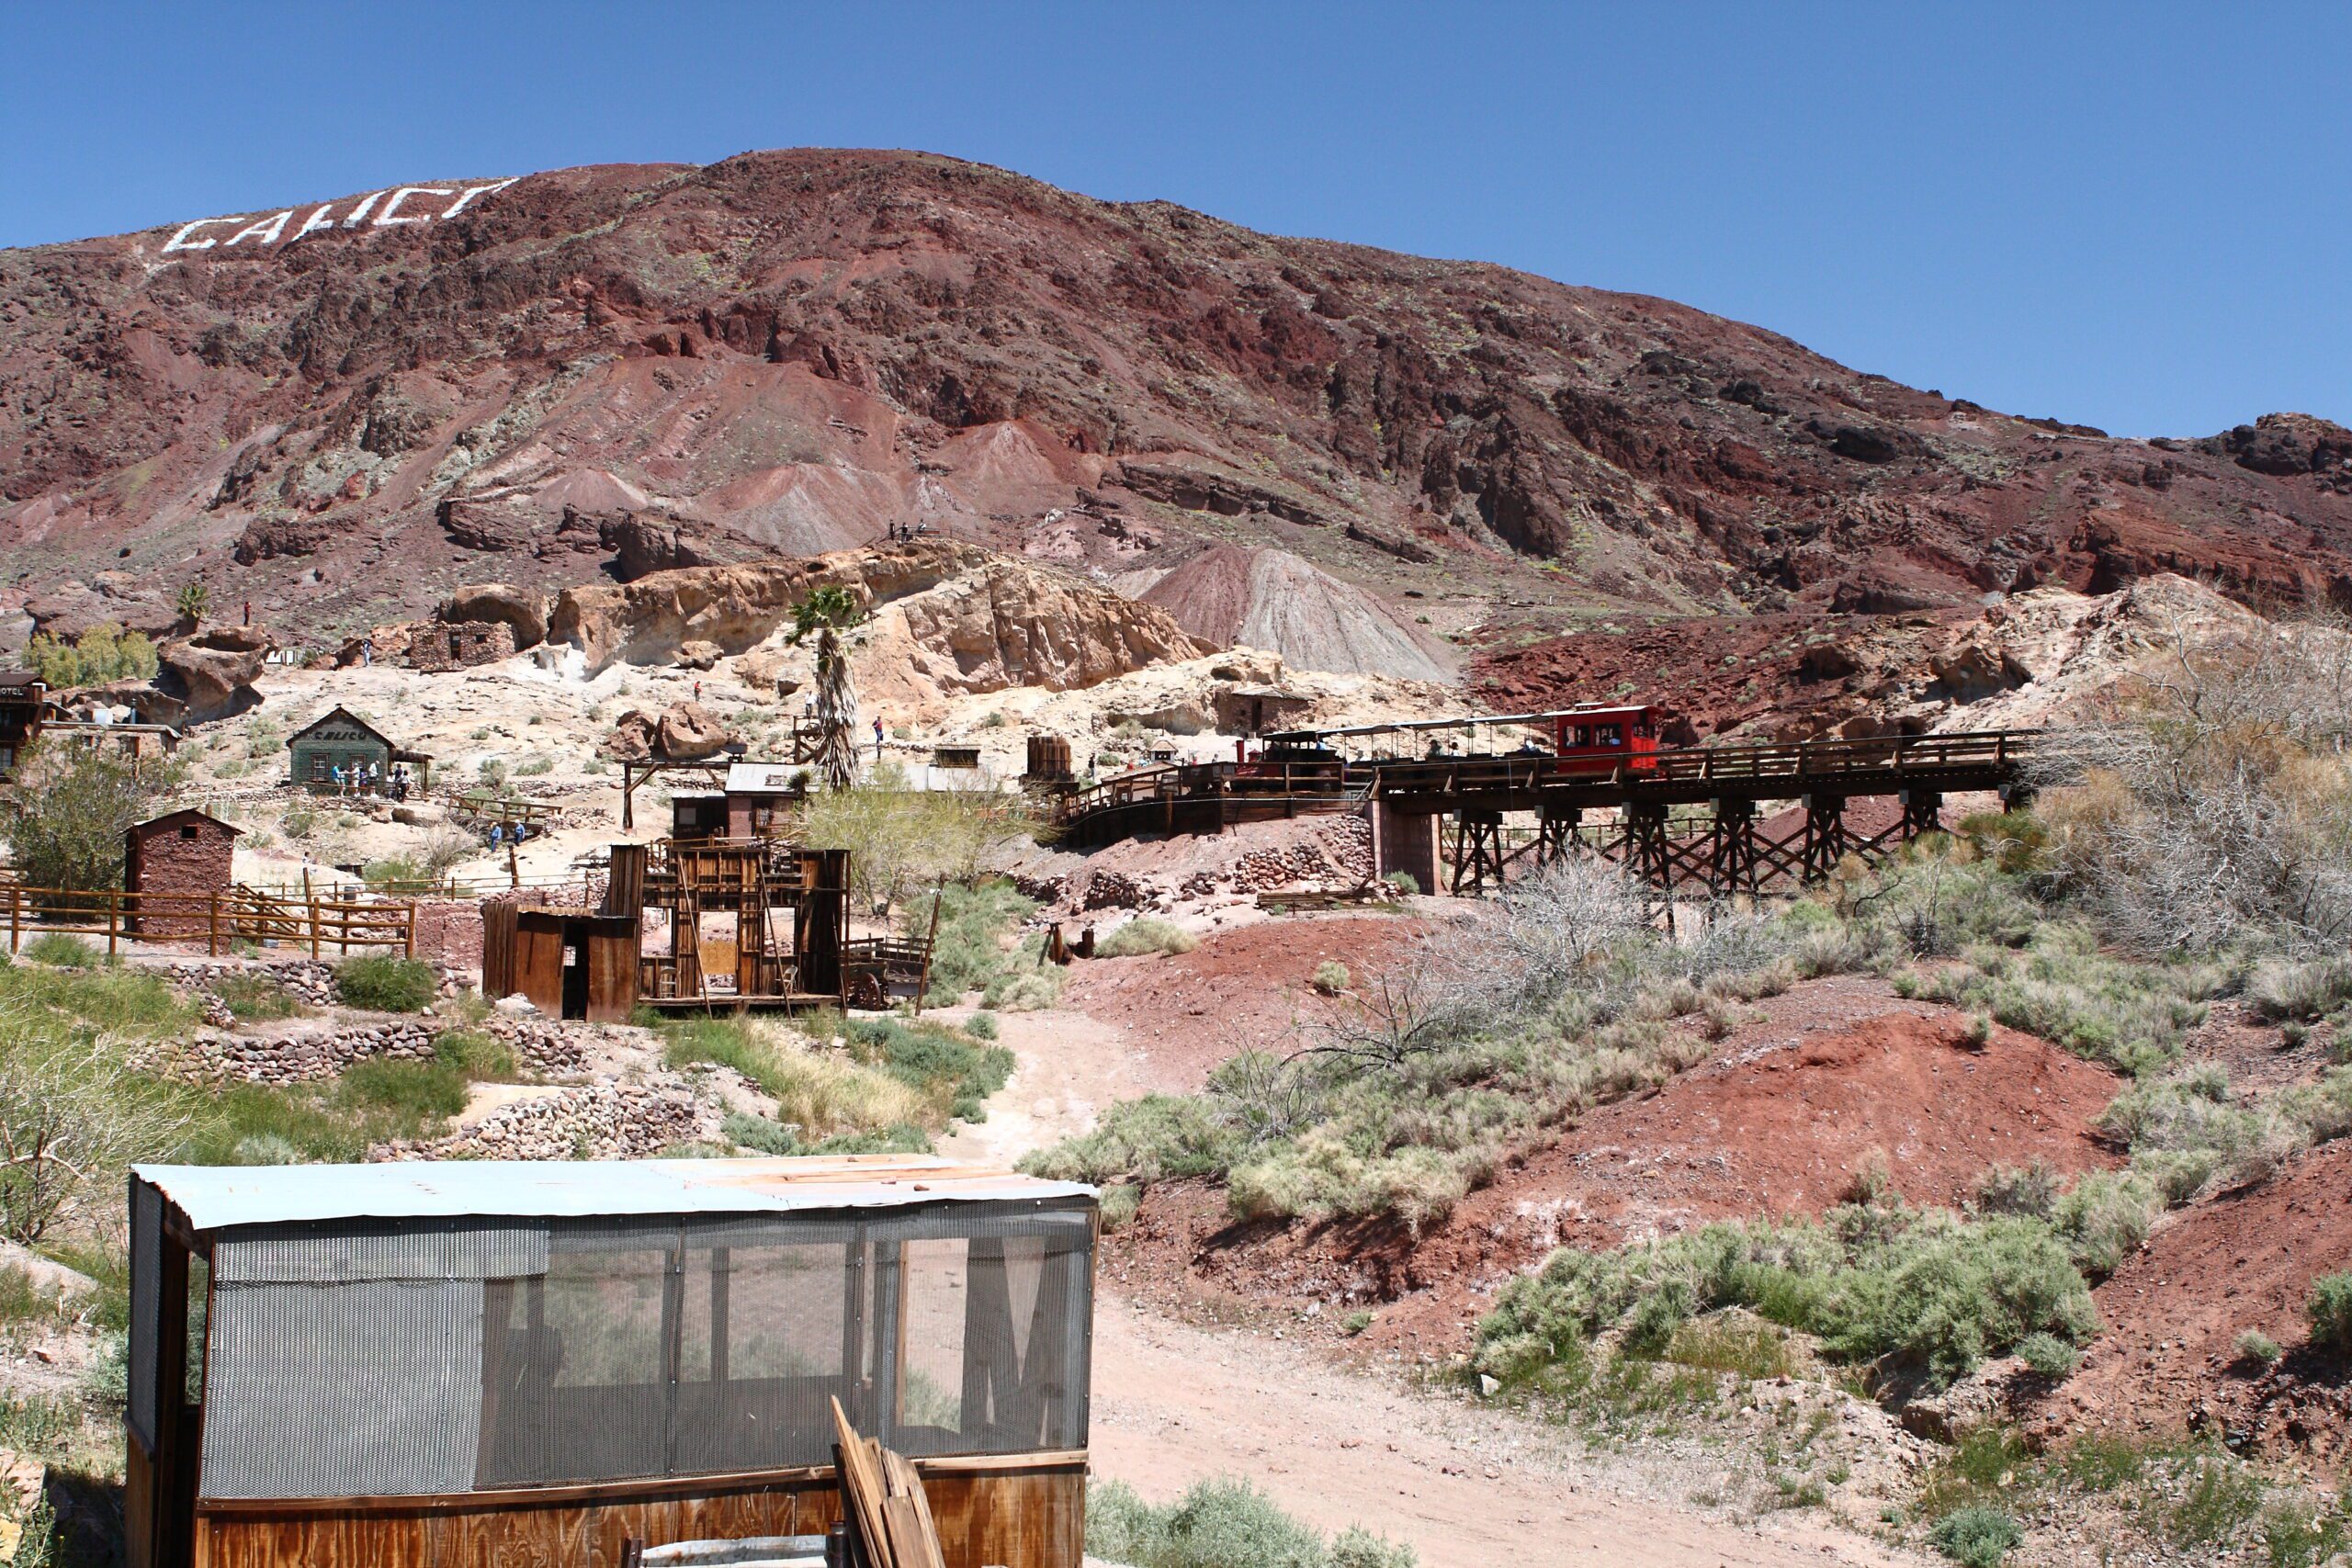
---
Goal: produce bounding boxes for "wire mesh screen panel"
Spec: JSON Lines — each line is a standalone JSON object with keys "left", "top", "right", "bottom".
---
{"left": 882, "top": 1204, "right": 1092, "bottom": 1457}
{"left": 673, "top": 1222, "right": 868, "bottom": 1474}
{"left": 476, "top": 1225, "right": 676, "bottom": 1488}
{"left": 126, "top": 1179, "right": 162, "bottom": 1451}
{"left": 201, "top": 1279, "right": 484, "bottom": 1498}
{"left": 187, "top": 1199, "right": 1091, "bottom": 1500}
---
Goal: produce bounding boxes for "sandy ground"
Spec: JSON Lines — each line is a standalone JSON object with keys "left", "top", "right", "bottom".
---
{"left": 967, "top": 995, "right": 1925, "bottom": 1567}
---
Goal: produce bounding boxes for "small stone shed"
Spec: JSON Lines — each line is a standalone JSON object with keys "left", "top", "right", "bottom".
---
{"left": 125, "top": 809, "right": 242, "bottom": 937}
{"left": 287, "top": 705, "right": 433, "bottom": 792}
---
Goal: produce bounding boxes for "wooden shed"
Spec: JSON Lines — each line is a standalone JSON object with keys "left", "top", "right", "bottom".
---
{"left": 125, "top": 1156, "right": 1097, "bottom": 1568}
{"left": 481, "top": 903, "right": 641, "bottom": 1022}
{"left": 287, "top": 705, "right": 433, "bottom": 793}
{"left": 124, "top": 810, "right": 243, "bottom": 938}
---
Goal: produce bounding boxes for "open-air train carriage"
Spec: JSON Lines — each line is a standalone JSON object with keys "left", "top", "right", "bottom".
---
{"left": 125, "top": 1156, "right": 1097, "bottom": 1568}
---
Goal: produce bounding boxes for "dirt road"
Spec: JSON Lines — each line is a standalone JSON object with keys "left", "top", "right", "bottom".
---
{"left": 966, "top": 998, "right": 1924, "bottom": 1568}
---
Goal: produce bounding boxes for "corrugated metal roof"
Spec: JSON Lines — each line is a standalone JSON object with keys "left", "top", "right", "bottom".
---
{"left": 726, "top": 761, "right": 804, "bottom": 793}
{"left": 134, "top": 1156, "right": 1094, "bottom": 1234}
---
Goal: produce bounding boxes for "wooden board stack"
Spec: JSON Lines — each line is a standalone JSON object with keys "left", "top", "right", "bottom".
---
{"left": 830, "top": 1397, "right": 948, "bottom": 1568}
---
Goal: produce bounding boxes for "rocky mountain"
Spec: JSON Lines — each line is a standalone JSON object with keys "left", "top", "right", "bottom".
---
{"left": 3, "top": 148, "right": 2348, "bottom": 670}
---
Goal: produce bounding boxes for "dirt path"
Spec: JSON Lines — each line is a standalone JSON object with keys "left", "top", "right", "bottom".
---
{"left": 1089, "top": 1303, "right": 1919, "bottom": 1568}
{"left": 966, "top": 995, "right": 1925, "bottom": 1567}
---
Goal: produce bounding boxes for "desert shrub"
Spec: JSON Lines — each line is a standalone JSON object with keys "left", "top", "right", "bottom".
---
{"left": 662, "top": 1017, "right": 930, "bottom": 1138}
{"left": 337, "top": 1059, "right": 468, "bottom": 1124}
{"left": 1097, "top": 1183, "right": 1140, "bottom": 1231}
{"left": 1928, "top": 1506, "right": 2023, "bottom": 1566}
{"left": 1097, "top": 919, "right": 1199, "bottom": 958}
{"left": 964, "top": 1010, "right": 999, "bottom": 1041}
{"left": 2030, "top": 619, "right": 2352, "bottom": 958}
{"left": 334, "top": 954, "right": 437, "bottom": 1012}
{"left": 2015, "top": 1331, "right": 2081, "bottom": 1378}
{"left": 1476, "top": 1204, "right": 2097, "bottom": 1394}
{"left": 211, "top": 973, "right": 300, "bottom": 1021}
{"left": 2049, "top": 1168, "right": 2163, "bottom": 1274}
{"left": 1023, "top": 1095, "right": 1243, "bottom": 1187}
{"left": 723, "top": 1112, "right": 799, "bottom": 1156}
{"left": 2306, "top": 1271, "right": 2352, "bottom": 1350}
{"left": 801, "top": 782, "right": 1045, "bottom": 917}
{"left": 982, "top": 961, "right": 1064, "bottom": 1012}
{"left": 844, "top": 1017, "right": 1013, "bottom": 1122}
{"left": 1084, "top": 1476, "right": 1415, "bottom": 1568}
{"left": 2234, "top": 1329, "right": 2284, "bottom": 1366}
{"left": 913, "top": 879, "right": 1037, "bottom": 1002}
{"left": 2249, "top": 957, "right": 2352, "bottom": 1021}
{"left": 1310, "top": 960, "right": 1350, "bottom": 996}
{"left": 432, "top": 1030, "right": 516, "bottom": 1082}
{"left": 1975, "top": 1160, "right": 2061, "bottom": 1219}
{"left": 6, "top": 744, "right": 168, "bottom": 893}
{"left": 20, "top": 933, "right": 97, "bottom": 968}
{"left": 0, "top": 1030, "right": 192, "bottom": 1243}
{"left": 1381, "top": 870, "right": 1419, "bottom": 896}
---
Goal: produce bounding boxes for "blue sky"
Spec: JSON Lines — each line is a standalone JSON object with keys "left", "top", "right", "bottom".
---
{"left": 5, "top": 3, "right": 2342, "bottom": 436}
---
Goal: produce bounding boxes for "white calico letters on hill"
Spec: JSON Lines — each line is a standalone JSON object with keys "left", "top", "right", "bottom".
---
{"left": 158, "top": 177, "right": 519, "bottom": 254}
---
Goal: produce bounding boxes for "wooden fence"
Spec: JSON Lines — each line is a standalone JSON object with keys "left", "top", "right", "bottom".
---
{"left": 0, "top": 884, "right": 417, "bottom": 958}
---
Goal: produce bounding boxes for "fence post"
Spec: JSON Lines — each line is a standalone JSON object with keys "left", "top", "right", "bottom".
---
{"left": 209, "top": 894, "right": 220, "bottom": 957}
{"left": 309, "top": 897, "right": 321, "bottom": 960}
{"left": 107, "top": 893, "right": 119, "bottom": 958}
{"left": 8, "top": 884, "right": 17, "bottom": 955}
{"left": 404, "top": 902, "right": 416, "bottom": 959}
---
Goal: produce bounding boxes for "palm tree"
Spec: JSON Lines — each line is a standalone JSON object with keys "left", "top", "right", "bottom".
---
{"left": 787, "top": 586, "right": 866, "bottom": 791}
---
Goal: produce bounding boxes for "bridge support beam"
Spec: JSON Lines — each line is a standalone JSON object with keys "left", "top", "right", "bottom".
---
{"left": 1900, "top": 788, "right": 1944, "bottom": 841}
{"left": 1623, "top": 804, "right": 1677, "bottom": 931}
{"left": 1800, "top": 794, "right": 1849, "bottom": 883}
{"left": 1372, "top": 801, "right": 1441, "bottom": 896}
{"left": 1451, "top": 808, "right": 1507, "bottom": 897}
{"left": 1535, "top": 805, "right": 1581, "bottom": 869}
{"left": 1708, "top": 796, "right": 1760, "bottom": 899}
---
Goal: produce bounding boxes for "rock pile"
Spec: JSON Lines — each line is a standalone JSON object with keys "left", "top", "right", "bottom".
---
{"left": 158, "top": 1021, "right": 441, "bottom": 1084}
{"left": 405, "top": 1082, "right": 715, "bottom": 1161}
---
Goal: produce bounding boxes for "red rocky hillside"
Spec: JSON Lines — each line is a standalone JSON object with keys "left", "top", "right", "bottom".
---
{"left": 2, "top": 148, "right": 2348, "bottom": 649}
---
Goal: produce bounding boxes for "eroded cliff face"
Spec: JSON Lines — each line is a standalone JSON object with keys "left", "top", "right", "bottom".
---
{"left": 2, "top": 149, "right": 2346, "bottom": 656}
{"left": 548, "top": 538, "right": 1210, "bottom": 701}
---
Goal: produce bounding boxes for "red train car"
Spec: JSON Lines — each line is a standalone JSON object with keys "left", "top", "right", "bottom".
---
{"left": 1548, "top": 705, "right": 1661, "bottom": 773}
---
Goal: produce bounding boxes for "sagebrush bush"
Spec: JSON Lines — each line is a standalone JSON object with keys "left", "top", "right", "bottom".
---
{"left": 1310, "top": 960, "right": 1350, "bottom": 997}
{"left": 1085, "top": 1476, "right": 1415, "bottom": 1568}
{"left": 1928, "top": 1505, "right": 2022, "bottom": 1567}
{"left": 333, "top": 954, "right": 437, "bottom": 1012}
{"left": 1476, "top": 1201, "right": 2098, "bottom": 1393}
{"left": 2235, "top": 1328, "right": 2284, "bottom": 1366}
{"left": 660, "top": 1017, "right": 931, "bottom": 1137}
{"left": 2249, "top": 957, "right": 2352, "bottom": 1021}
{"left": 1098, "top": 919, "right": 1199, "bottom": 959}
{"left": 2306, "top": 1271, "right": 2352, "bottom": 1350}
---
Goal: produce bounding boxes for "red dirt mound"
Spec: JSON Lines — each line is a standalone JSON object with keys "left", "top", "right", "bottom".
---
{"left": 1110, "top": 978, "right": 2124, "bottom": 1359}
{"left": 2046, "top": 1139, "right": 2352, "bottom": 1463}
{"left": 1057, "top": 912, "right": 1428, "bottom": 1088}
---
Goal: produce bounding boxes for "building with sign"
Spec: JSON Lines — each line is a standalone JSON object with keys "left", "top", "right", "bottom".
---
{"left": 286, "top": 705, "right": 434, "bottom": 793}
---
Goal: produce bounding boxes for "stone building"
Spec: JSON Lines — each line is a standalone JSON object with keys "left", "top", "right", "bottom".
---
{"left": 124, "top": 809, "right": 242, "bottom": 936}
{"left": 409, "top": 619, "right": 517, "bottom": 672}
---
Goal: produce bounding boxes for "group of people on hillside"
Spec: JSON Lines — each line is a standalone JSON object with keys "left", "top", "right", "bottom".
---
{"left": 329, "top": 760, "right": 416, "bottom": 801}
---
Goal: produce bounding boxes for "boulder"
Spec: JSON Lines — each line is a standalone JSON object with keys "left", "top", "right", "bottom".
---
{"left": 156, "top": 638, "right": 266, "bottom": 723}
{"left": 392, "top": 803, "right": 447, "bottom": 827}
{"left": 673, "top": 640, "right": 722, "bottom": 671}
{"left": 23, "top": 579, "right": 179, "bottom": 640}
{"left": 657, "top": 702, "right": 735, "bottom": 761}
{"left": 439, "top": 583, "right": 548, "bottom": 649}
{"left": 598, "top": 709, "right": 659, "bottom": 762}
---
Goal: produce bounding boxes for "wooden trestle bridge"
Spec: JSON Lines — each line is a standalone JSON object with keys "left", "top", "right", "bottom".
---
{"left": 1051, "top": 729, "right": 2040, "bottom": 899}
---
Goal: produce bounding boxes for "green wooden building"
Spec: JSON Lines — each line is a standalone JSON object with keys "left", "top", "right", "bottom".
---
{"left": 286, "top": 705, "right": 433, "bottom": 792}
